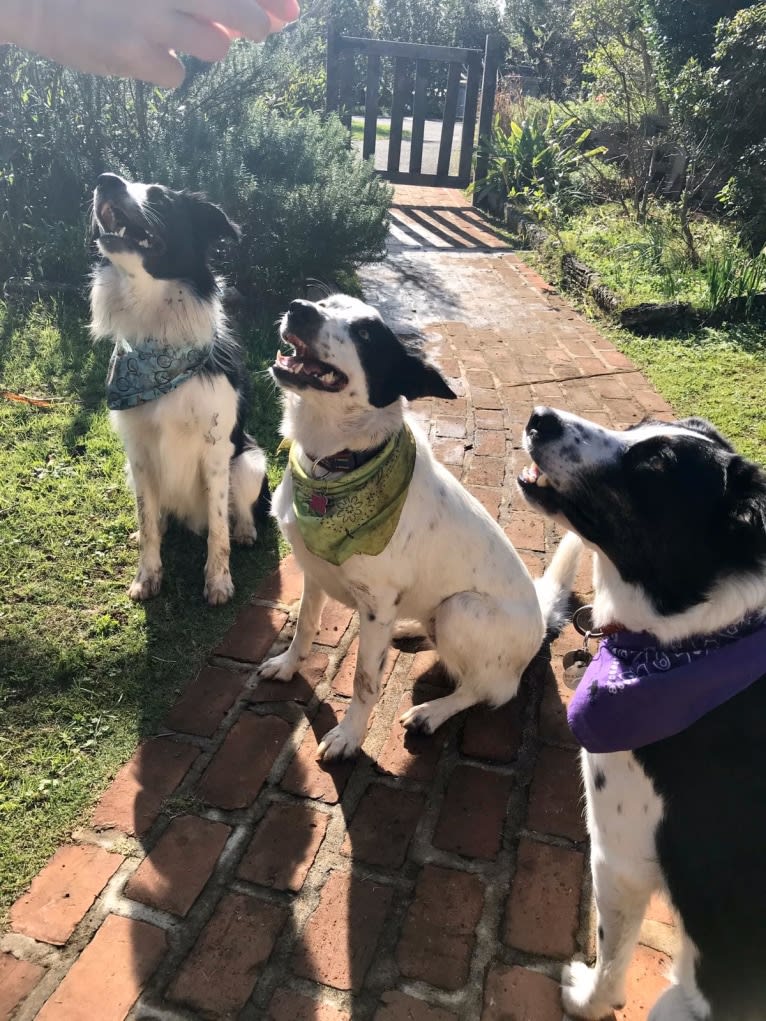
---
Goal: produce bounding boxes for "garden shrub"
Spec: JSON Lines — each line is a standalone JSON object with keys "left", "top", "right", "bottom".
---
{"left": 0, "top": 44, "right": 391, "bottom": 301}
{"left": 472, "top": 105, "right": 605, "bottom": 222}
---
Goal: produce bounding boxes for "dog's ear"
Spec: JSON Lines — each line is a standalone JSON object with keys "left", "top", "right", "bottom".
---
{"left": 724, "top": 455, "right": 766, "bottom": 530}
{"left": 398, "top": 354, "right": 457, "bottom": 402}
{"left": 191, "top": 198, "right": 241, "bottom": 244}
{"left": 676, "top": 417, "right": 735, "bottom": 452}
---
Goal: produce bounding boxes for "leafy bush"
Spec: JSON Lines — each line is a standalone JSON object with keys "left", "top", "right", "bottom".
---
{"left": 704, "top": 252, "right": 766, "bottom": 313}
{"left": 0, "top": 45, "right": 392, "bottom": 300}
{"left": 705, "top": 4, "right": 766, "bottom": 252}
{"left": 472, "top": 106, "right": 605, "bottom": 221}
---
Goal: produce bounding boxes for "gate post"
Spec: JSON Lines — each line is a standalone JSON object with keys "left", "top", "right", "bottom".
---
{"left": 473, "top": 33, "right": 502, "bottom": 203}
{"left": 326, "top": 23, "right": 340, "bottom": 113}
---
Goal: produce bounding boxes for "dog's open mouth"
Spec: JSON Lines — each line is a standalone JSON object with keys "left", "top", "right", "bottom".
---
{"left": 96, "top": 201, "right": 163, "bottom": 254}
{"left": 518, "top": 461, "right": 551, "bottom": 489}
{"left": 273, "top": 332, "right": 348, "bottom": 393}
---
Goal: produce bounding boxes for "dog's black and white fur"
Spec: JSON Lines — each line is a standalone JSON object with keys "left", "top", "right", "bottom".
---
{"left": 258, "top": 295, "right": 581, "bottom": 761}
{"left": 519, "top": 406, "right": 766, "bottom": 1021}
{"left": 90, "top": 174, "right": 267, "bottom": 605}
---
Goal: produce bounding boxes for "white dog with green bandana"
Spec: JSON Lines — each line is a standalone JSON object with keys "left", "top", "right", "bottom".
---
{"left": 259, "top": 294, "right": 581, "bottom": 761}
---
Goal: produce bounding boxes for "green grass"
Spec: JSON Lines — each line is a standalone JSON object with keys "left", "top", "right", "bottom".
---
{"left": 350, "top": 118, "right": 412, "bottom": 142}
{"left": 618, "top": 321, "right": 766, "bottom": 464}
{"left": 550, "top": 202, "right": 750, "bottom": 307}
{"left": 0, "top": 299, "right": 286, "bottom": 916}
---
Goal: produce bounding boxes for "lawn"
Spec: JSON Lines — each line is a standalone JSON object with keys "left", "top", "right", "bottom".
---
{"left": 0, "top": 298, "right": 286, "bottom": 916}
{"left": 618, "top": 321, "right": 766, "bottom": 464}
{"left": 350, "top": 117, "right": 412, "bottom": 142}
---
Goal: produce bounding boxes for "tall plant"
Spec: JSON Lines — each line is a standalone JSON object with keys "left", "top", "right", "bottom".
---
{"left": 472, "top": 106, "right": 605, "bottom": 222}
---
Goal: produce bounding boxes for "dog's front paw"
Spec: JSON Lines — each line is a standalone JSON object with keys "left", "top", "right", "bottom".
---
{"left": 256, "top": 650, "right": 299, "bottom": 682}
{"left": 400, "top": 702, "right": 437, "bottom": 734}
{"left": 316, "top": 723, "right": 361, "bottom": 762}
{"left": 204, "top": 572, "right": 235, "bottom": 606}
{"left": 128, "top": 567, "right": 163, "bottom": 601}
{"left": 561, "top": 961, "right": 622, "bottom": 1020}
{"left": 232, "top": 523, "right": 257, "bottom": 546}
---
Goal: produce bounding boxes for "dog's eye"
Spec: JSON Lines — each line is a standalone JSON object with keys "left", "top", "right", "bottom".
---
{"left": 357, "top": 327, "right": 370, "bottom": 341}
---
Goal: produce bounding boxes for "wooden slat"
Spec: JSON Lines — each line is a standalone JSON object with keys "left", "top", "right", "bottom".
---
{"left": 362, "top": 54, "right": 381, "bottom": 160}
{"left": 409, "top": 59, "right": 428, "bottom": 174}
{"left": 381, "top": 170, "right": 466, "bottom": 186}
{"left": 336, "top": 35, "right": 481, "bottom": 63}
{"left": 337, "top": 50, "right": 354, "bottom": 129}
{"left": 437, "top": 61, "right": 462, "bottom": 178}
{"left": 387, "top": 57, "right": 411, "bottom": 174}
{"left": 325, "top": 24, "right": 340, "bottom": 112}
{"left": 473, "top": 34, "right": 502, "bottom": 191}
{"left": 457, "top": 56, "right": 482, "bottom": 183}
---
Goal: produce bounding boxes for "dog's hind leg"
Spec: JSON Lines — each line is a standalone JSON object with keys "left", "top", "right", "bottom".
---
{"left": 230, "top": 445, "right": 267, "bottom": 545}
{"left": 128, "top": 463, "right": 163, "bottom": 601}
{"left": 257, "top": 573, "right": 327, "bottom": 682}
{"left": 318, "top": 596, "right": 397, "bottom": 761}
{"left": 400, "top": 591, "right": 541, "bottom": 734}
{"left": 562, "top": 858, "right": 655, "bottom": 1019}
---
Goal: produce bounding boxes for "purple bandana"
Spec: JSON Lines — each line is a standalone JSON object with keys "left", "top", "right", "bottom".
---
{"left": 567, "top": 615, "right": 766, "bottom": 753}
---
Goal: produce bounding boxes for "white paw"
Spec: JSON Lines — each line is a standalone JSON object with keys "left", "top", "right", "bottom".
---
{"left": 316, "top": 723, "right": 362, "bottom": 762}
{"left": 204, "top": 572, "right": 235, "bottom": 606}
{"left": 128, "top": 567, "right": 162, "bottom": 601}
{"left": 232, "top": 523, "right": 257, "bottom": 546}
{"left": 561, "top": 960, "right": 622, "bottom": 1020}
{"left": 400, "top": 702, "right": 437, "bottom": 734}
{"left": 256, "top": 650, "right": 299, "bottom": 682}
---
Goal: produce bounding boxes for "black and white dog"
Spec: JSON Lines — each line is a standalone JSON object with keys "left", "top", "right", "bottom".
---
{"left": 90, "top": 174, "right": 267, "bottom": 605}
{"left": 519, "top": 407, "right": 766, "bottom": 1021}
{"left": 257, "top": 295, "right": 581, "bottom": 760}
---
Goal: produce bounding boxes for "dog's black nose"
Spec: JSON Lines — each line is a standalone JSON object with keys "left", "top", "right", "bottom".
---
{"left": 96, "top": 173, "right": 126, "bottom": 192}
{"left": 287, "top": 299, "right": 321, "bottom": 326}
{"left": 526, "top": 406, "right": 564, "bottom": 442}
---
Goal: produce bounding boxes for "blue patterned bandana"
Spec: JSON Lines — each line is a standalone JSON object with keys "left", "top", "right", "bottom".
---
{"left": 106, "top": 337, "right": 212, "bottom": 411}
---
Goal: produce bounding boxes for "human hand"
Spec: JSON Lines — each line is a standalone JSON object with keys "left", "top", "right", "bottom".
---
{"left": 3, "top": 0, "right": 300, "bottom": 88}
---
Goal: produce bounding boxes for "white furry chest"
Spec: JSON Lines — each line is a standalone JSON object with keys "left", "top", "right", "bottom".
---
{"left": 583, "top": 750, "right": 664, "bottom": 880}
{"left": 110, "top": 376, "right": 236, "bottom": 530}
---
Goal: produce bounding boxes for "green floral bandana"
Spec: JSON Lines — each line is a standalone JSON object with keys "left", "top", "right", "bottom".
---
{"left": 289, "top": 425, "right": 417, "bottom": 566}
{"left": 106, "top": 337, "right": 212, "bottom": 411}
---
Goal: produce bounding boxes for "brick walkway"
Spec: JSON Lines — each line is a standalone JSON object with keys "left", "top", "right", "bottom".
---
{"left": 2, "top": 188, "right": 679, "bottom": 1021}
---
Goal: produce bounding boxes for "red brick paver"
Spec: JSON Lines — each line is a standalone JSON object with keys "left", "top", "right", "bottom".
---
{"left": 36, "top": 914, "right": 166, "bottom": 1021}
{"left": 4, "top": 187, "right": 677, "bottom": 1021}
{"left": 10, "top": 844, "right": 122, "bottom": 945}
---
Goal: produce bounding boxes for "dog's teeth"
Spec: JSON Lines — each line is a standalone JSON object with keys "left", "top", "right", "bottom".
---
{"left": 118, "top": 226, "right": 126, "bottom": 237}
{"left": 138, "top": 238, "right": 150, "bottom": 248}
{"left": 320, "top": 372, "right": 334, "bottom": 384}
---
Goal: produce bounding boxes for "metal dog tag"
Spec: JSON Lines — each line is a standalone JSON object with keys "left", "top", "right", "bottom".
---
{"left": 563, "top": 648, "right": 592, "bottom": 688}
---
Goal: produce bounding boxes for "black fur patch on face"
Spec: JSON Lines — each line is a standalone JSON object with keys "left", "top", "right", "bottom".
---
{"left": 94, "top": 174, "right": 239, "bottom": 300}
{"left": 594, "top": 769, "right": 607, "bottom": 791}
{"left": 347, "top": 316, "right": 456, "bottom": 408}
{"left": 524, "top": 415, "right": 766, "bottom": 617}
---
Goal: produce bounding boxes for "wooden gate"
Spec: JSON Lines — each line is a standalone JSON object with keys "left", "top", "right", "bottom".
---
{"left": 326, "top": 31, "right": 501, "bottom": 191}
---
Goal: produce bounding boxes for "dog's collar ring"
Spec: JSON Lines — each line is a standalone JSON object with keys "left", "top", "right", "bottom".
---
{"left": 573, "top": 604, "right": 605, "bottom": 641}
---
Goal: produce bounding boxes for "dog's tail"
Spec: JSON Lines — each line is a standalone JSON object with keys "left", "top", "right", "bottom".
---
{"left": 534, "top": 531, "right": 583, "bottom": 633}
